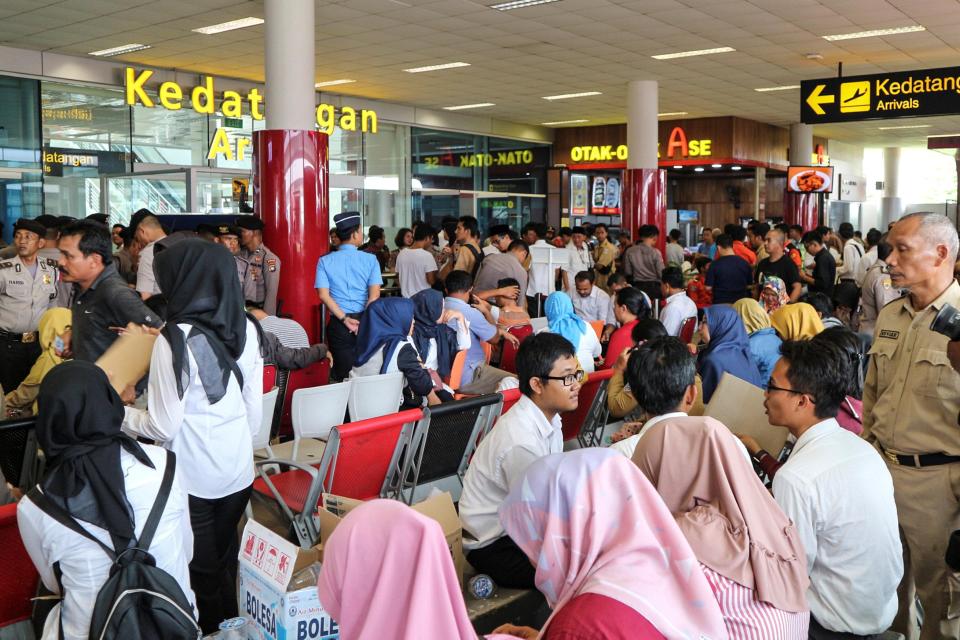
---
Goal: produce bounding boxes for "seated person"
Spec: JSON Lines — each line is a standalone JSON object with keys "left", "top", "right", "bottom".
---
{"left": 540, "top": 291, "right": 601, "bottom": 373}
{"left": 770, "top": 302, "right": 824, "bottom": 341}
{"left": 763, "top": 339, "right": 902, "bottom": 639}
{"left": 458, "top": 334, "right": 581, "bottom": 589}
{"left": 607, "top": 318, "right": 668, "bottom": 420}
{"left": 317, "top": 500, "right": 476, "bottom": 640}
{"left": 489, "top": 277, "right": 531, "bottom": 330}
{"left": 603, "top": 286, "right": 649, "bottom": 368}
{"left": 686, "top": 256, "right": 713, "bottom": 309}
{"left": 411, "top": 288, "right": 469, "bottom": 383}
{"left": 697, "top": 305, "right": 763, "bottom": 403}
{"left": 658, "top": 266, "right": 697, "bottom": 336}
{"left": 802, "top": 291, "right": 844, "bottom": 330}
{"left": 633, "top": 416, "right": 810, "bottom": 639}
{"left": 492, "top": 448, "right": 727, "bottom": 640}
{"left": 600, "top": 272, "right": 630, "bottom": 342}
{"left": 813, "top": 326, "right": 865, "bottom": 435}
{"left": 571, "top": 270, "right": 613, "bottom": 324}
{"left": 18, "top": 361, "right": 196, "bottom": 639}
{"left": 4, "top": 307, "right": 71, "bottom": 417}
{"left": 351, "top": 297, "right": 442, "bottom": 408}
{"left": 732, "top": 297, "right": 782, "bottom": 384}
{"left": 760, "top": 275, "right": 790, "bottom": 313}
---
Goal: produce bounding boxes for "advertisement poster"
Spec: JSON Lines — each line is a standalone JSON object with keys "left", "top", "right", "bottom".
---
{"left": 591, "top": 177, "right": 606, "bottom": 213}
{"left": 570, "top": 174, "right": 588, "bottom": 216}
{"left": 603, "top": 176, "right": 621, "bottom": 216}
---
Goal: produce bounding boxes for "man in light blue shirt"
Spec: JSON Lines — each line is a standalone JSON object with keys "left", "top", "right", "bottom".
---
{"left": 315, "top": 211, "right": 382, "bottom": 380}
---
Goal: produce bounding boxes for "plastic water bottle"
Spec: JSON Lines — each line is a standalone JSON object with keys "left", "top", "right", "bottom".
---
{"left": 216, "top": 617, "right": 249, "bottom": 639}
{"left": 468, "top": 573, "right": 497, "bottom": 599}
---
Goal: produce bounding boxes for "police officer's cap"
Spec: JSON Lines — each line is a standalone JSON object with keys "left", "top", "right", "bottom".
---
{"left": 14, "top": 218, "right": 46, "bottom": 237}
{"left": 235, "top": 215, "right": 265, "bottom": 231}
{"left": 34, "top": 215, "right": 60, "bottom": 229}
{"left": 217, "top": 224, "right": 242, "bottom": 238}
{"left": 333, "top": 211, "right": 361, "bottom": 233}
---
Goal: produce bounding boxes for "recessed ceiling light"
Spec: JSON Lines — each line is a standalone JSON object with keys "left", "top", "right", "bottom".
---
{"left": 694, "top": 167, "right": 705, "bottom": 172}
{"left": 89, "top": 43, "right": 151, "bottom": 57}
{"left": 403, "top": 62, "right": 470, "bottom": 73}
{"left": 877, "top": 124, "right": 931, "bottom": 130}
{"left": 192, "top": 17, "right": 264, "bottom": 34}
{"left": 658, "top": 111, "right": 688, "bottom": 117}
{"left": 755, "top": 85, "right": 801, "bottom": 92}
{"left": 823, "top": 25, "right": 925, "bottom": 41}
{"left": 731, "top": 165, "right": 742, "bottom": 171}
{"left": 652, "top": 46, "right": 735, "bottom": 60}
{"left": 928, "top": 133, "right": 960, "bottom": 138}
{"left": 672, "top": 165, "right": 683, "bottom": 169}
{"left": 491, "top": 0, "right": 562, "bottom": 10}
{"left": 443, "top": 103, "right": 495, "bottom": 111}
{"left": 541, "top": 119, "right": 589, "bottom": 126}
{"left": 711, "top": 163, "right": 722, "bottom": 168}
{"left": 315, "top": 79, "right": 357, "bottom": 88}
{"left": 542, "top": 91, "right": 602, "bottom": 101}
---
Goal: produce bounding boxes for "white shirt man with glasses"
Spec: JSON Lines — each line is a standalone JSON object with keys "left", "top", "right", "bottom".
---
{"left": 459, "top": 332, "right": 583, "bottom": 589}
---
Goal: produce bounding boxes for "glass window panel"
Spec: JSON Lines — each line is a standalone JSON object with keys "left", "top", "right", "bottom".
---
{"left": 131, "top": 101, "right": 208, "bottom": 167}
{"left": 0, "top": 75, "right": 42, "bottom": 241}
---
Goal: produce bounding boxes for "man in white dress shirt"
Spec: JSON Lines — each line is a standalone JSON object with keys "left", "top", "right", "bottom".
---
{"left": 522, "top": 222, "right": 556, "bottom": 318}
{"left": 563, "top": 226, "right": 593, "bottom": 292}
{"left": 571, "top": 270, "right": 613, "bottom": 324}
{"left": 658, "top": 266, "right": 697, "bottom": 337}
{"left": 459, "top": 333, "right": 582, "bottom": 588}
{"left": 765, "top": 339, "right": 902, "bottom": 640}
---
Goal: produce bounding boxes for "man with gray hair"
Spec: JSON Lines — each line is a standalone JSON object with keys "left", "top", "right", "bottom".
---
{"left": 862, "top": 212, "right": 960, "bottom": 640}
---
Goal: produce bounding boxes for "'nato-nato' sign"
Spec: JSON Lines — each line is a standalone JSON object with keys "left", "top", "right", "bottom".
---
{"left": 801, "top": 66, "right": 960, "bottom": 124}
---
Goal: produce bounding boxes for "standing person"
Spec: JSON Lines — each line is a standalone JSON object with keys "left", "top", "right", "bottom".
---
{"left": 236, "top": 215, "right": 281, "bottom": 315}
{"left": 131, "top": 210, "right": 167, "bottom": 300}
{"left": 113, "top": 226, "right": 137, "bottom": 285}
{"left": 474, "top": 239, "right": 529, "bottom": 303}
{"left": 665, "top": 228, "right": 685, "bottom": 265}
{"left": 614, "top": 230, "right": 632, "bottom": 274}
{"left": 395, "top": 224, "right": 438, "bottom": 298}
{"left": 859, "top": 238, "right": 898, "bottom": 334}
{"left": 696, "top": 227, "right": 717, "bottom": 259}
{"left": 315, "top": 211, "right": 383, "bottom": 381}
{"left": 483, "top": 224, "right": 512, "bottom": 257}
{"left": 633, "top": 417, "right": 810, "bottom": 639}
{"left": 493, "top": 448, "right": 728, "bottom": 640}
{"left": 441, "top": 215, "right": 483, "bottom": 279}
{"left": 571, "top": 270, "right": 613, "bottom": 324}
{"left": 800, "top": 231, "right": 836, "bottom": 297}
{"left": 122, "top": 239, "right": 263, "bottom": 634}
{"left": 755, "top": 228, "right": 801, "bottom": 302}
{"left": 592, "top": 223, "right": 618, "bottom": 291}
{"left": 767, "top": 339, "right": 902, "bottom": 640}
{"left": 658, "top": 266, "right": 696, "bottom": 337}
{"left": 603, "top": 286, "right": 648, "bottom": 368}
{"left": 18, "top": 361, "right": 197, "bottom": 640}
{"left": 216, "top": 225, "right": 246, "bottom": 285}
{"left": 863, "top": 212, "right": 960, "bottom": 640}
{"left": 563, "top": 226, "right": 593, "bottom": 292}
{"left": 523, "top": 222, "right": 555, "bottom": 317}
{"left": 748, "top": 222, "right": 770, "bottom": 263}
{"left": 860, "top": 228, "right": 882, "bottom": 274}
{"left": 59, "top": 221, "right": 160, "bottom": 362}
{"left": 110, "top": 223, "right": 124, "bottom": 253}
{"left": 727, "top": 224, "right": 757, "bottom": 267}
{"left": 386, "top": 227, "right": 413, "bottom": 271}
{"left": 622, "top": 224, "right": 664, "bottom": 302}
{"left": 836, "top": 222, "right": 864, "bottom": 287}
{"left": 687, "top": 257, "right": 713, "bottom": 309}
{"left": 705, "top": 234, "right": 753, "bottom": 304}
{"left": 788, "top": 224, "right": 808, "bottom": 264}
{"left": 698, "top": 305, "right": 764, "bottom": 403}
{"left": 541, "top": 291, "right": 601, "bottom": 373}
{"left": 459, "top": 333, "right": 582, "bottom": 589}
{"left": 360, "top": 225, "right": 389, "bottom": 271}
{"left": 0, "top": 219, "right": 58, "bottom": 393}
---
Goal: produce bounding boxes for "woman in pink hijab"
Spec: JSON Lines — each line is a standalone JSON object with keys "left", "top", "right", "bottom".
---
{"left": 632, "top": 416, "right": 810, "bottom": 640}
{"left": 317, "top": 499, "right": 479, "bottom": 640}
{"left": 492, "top": 448, "right": 728, "bottom": 640}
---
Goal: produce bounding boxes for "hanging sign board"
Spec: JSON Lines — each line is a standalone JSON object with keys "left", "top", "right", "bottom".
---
{"left": 801, "top": 66, "right": 960, "bottom": 124}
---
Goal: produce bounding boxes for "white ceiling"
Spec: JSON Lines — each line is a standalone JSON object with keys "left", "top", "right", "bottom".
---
{"left": 2, "top": 0, "right": 960, "bottom": 147}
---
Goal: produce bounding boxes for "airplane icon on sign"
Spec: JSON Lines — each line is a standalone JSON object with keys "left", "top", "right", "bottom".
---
{"left": 843, "top": 87, "right": 867, "bottom": 103}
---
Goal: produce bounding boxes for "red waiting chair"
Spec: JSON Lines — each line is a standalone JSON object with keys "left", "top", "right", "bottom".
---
{"left": 679, "top": 316, "right": 698, "bottom": 344}
{"left": 262, "top": 364, "right": 278, "bottom": 393}
{"left": 561, "top": 368, "right": 614, "bottom": 447}
{"left": 0, "top": 503, "right": 40, "bottom": 628}
{"left": 253, "top": 407, "right": 421, "bottom": 547}
{"left": 499, "top": 324, "right": 534, "bottom": 374}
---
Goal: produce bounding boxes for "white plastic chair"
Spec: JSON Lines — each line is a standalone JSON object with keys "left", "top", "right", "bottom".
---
{"left": 348, "top": 372, "right": 404, "bottom": 421}
{"left": 290, "top": 380, "right": 352, "bottom": 460}
{"left": 252, "top": 387, "right": 279, "bottom": 459}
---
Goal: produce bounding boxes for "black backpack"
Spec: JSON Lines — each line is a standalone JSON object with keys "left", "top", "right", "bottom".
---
{"left": 28, "top": 453, "right": 201, "bottom": 640}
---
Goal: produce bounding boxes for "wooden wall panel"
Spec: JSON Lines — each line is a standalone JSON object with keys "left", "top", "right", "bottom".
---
{"left": 670, "top": 175, "right": 757, "bottom": 230}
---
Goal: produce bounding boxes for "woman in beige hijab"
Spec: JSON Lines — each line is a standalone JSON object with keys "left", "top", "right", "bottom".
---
{"left": 633, "top": 416, "right": 810, "bottom": 640}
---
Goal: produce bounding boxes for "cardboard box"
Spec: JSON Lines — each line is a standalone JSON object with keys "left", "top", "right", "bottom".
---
{"left": 318, "top": 492, "right": 465, "bottom": 586}
{"left": 238, "top": 520, "right": 339, "bottom": 640}
{"left": 705, "top": 372, "right": 790, "bottom": 456}
{"left": 95, "top": 327, "right": 156, "bottom": 394}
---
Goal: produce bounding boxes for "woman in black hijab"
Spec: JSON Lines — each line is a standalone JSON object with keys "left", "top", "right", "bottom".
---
{"left": 122, "top": 239, "right": 262, "bottom": 633}
{"left": 18, "top": 361, "right": 196, "bottom": 638}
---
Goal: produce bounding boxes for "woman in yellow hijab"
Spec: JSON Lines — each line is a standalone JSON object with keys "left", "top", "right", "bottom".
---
{"left": 732, "top": 298, "right": 782, "bottom": 383}
{"left": 4, "top": 307, "right": 71, "bottom": 416}
{"left": 769, "top": 302, "right": 824, "bottom": 341}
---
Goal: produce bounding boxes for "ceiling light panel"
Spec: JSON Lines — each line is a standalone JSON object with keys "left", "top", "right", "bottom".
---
{"left": 315, "top": 79, "right": 357, "bottom": 87}
{"left": 193, "top": 17, "right": 264, "bottom": 35}
{"left": 404, "top": 62, "right": 470, "bottom": 73}
{"left": 652, "top": 47, "right": 735, "bottom": 60}
{"left": 541, "top": 119, "right": 589, "bottom": 125}
{"left": 542, "top": 91, "right": 601, "bottom": 100}
{"left": 443, "top": 103, "right": 495, "bottom": 110}
{"left": 822, "top": 25, "right": 925, "bottom": 41}
{"left": 755, "top": 85, "right": 800, "bottom": 92}
{"left": 490, "top": 0, "right": 562, "bottom": 10}
{"left": 88, "top": 43, "right": 150, "bottom": 57}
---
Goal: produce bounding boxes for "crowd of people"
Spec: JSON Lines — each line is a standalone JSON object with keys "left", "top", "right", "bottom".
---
{"left": 1, "top": 207, "right": 958, "bottom": 640}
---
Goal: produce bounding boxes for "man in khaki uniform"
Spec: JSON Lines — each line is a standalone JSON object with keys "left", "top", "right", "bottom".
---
{"left": 863, "top": 212, "right": 960, "bottom": 640}
{"left": 0, "top": 219, "right": 59, "bottom": 393}
{"left": 236, "top": 215, "right": 281, "bottom": 315}
{"left": 592, "top": 222, "right": 617, "bottom": 292}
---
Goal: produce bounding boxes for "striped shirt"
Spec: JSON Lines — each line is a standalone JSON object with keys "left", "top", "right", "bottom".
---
{"left": 701, "top": 564, "right": 809, "bottom": 640}
{"left": 259, "top": 315, "right": 309, "bottom": 348}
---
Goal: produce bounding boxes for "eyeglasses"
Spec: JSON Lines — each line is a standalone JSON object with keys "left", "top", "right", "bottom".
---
{"left": 540, "top": 369, "right": 586, "bottom": 387}
{"left": 766, "top": 379, "right": 816, "bottom": 402}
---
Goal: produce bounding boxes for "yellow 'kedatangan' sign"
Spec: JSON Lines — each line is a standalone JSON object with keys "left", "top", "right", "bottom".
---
{"left": 124, "top": 68, "right": 378, "bottom": 136}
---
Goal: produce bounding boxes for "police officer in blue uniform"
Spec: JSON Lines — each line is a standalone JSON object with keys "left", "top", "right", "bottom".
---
{"left": 315, "top": 211, "right": 382, "bottom": 381}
